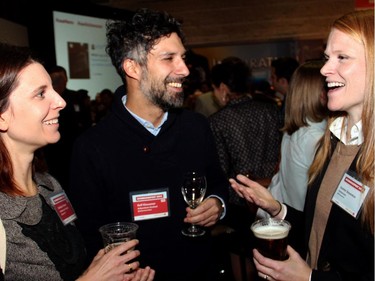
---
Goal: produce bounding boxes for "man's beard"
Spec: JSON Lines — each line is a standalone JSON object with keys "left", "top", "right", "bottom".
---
{"left": 140, "top": 72, "right": 185, "bottom": 112}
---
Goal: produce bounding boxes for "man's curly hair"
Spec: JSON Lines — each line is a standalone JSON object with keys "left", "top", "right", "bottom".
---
{"left": 106, "top": 8, "right": 185, "bottom": 83}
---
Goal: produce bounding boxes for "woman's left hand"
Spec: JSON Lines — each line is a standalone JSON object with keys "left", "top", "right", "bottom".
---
{"left": 253, "top": 246, "right": 312, "bottom": 281}
{"left": 124, "top": 266, "right": 155, "bottom": 281}
{"left": 77, "top": 240, "right": 142, "bottom": 281}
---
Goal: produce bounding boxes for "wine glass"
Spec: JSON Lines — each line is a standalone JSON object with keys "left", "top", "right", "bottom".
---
{"left": 181, "top": 171, "right": 207, "bottom": 237}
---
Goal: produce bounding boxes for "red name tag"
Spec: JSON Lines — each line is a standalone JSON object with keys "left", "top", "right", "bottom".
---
{"left": 50, "top": 191, "right": 77, "bottom": 225}
{"left": 130, "top": 189, "right": 170, "bottom": 221}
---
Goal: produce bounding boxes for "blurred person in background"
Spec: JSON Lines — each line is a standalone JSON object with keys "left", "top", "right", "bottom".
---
{"left": 43, "top": 66, "right": 92, "bottom": 193}
{"left": 194, "top": 60, "right": 234, "bottom": 117}
{"left": 208, "top": 56, "right": 281, "bottom": 281}
{"left": 270, "top": 57, "right": 299, "bottom": 123}
{"left": 92, "top": 88, "right": 114, "bottom": 124}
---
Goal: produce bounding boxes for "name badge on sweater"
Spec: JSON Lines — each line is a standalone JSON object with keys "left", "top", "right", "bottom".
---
{"left": 49, "top": 191, "right": 77, "bottom": 225}
{"left": 331, "top": 171, "right": 370, "bottom": 218}
{"left": 130, "top": 188, "right": 170, "bottom": 221}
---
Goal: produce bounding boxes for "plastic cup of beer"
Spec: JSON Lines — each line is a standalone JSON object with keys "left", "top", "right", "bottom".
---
{"left": 99, "top": 222, "right": 138, "bottom": 253}
{"left": 250, "top": 218, "right": 291, "bottom": 261}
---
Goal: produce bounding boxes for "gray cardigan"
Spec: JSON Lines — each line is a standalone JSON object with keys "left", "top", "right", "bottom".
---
{"left": 0, "top": 173, "right": 86, "bottom": 281}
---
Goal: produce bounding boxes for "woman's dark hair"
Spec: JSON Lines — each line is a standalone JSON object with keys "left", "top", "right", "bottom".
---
{"left": 0, "top": 43, "right": 46, "bottom": 195}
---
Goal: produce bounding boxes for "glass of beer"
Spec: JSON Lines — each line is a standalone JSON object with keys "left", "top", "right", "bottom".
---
{"left": 251, "top": 218, "right": 291, "bottom": 261}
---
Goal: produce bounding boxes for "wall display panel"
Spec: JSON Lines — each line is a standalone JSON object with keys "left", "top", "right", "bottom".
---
{"left": 53, "top": 10, "right": 122, "bottom": 99}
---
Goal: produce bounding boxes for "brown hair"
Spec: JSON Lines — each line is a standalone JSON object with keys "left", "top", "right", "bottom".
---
{"left": 308, "top": 10, "right": 374, "bottom": 234}
{"left": 282, "top": 60, "right": 328, "bottom": 135}
{"left": 0, "top": 43, "right": 46, "bottom": 196}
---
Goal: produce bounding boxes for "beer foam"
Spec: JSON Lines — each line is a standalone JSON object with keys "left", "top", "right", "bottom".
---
{"left": 252, "top": 225, "right": 289, "bottom": 239}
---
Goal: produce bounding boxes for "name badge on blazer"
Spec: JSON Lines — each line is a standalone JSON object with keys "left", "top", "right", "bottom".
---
{"left": 130, "top": 188, "right": 170, "bottom": 221}
{"left": 331, "top": 171, "right": 370, "bottom": 218}
{"left": 49, "top": 191, "right": 77, "bottom": 225}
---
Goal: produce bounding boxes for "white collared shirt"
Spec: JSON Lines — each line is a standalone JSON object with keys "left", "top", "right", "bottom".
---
{"left": 122, "top": 95, "right": 168, "bottom": 136}
{"left": 330, "top": 117, "right": 363, "bottom": 145}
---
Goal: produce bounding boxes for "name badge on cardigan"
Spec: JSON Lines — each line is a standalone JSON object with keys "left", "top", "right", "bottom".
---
{"left": 130, "top": 188, "right": 170, "bottom": 221}
{"left": 331, "top": 171, "right": 370, "bottom": 218}
{"left": 49, "top": 191, "right": 77, "bottom": 225}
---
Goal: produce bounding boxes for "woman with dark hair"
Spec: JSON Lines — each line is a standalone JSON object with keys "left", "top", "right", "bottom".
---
{"left": 0, "top": 43, "right": 154, "bottom": 281}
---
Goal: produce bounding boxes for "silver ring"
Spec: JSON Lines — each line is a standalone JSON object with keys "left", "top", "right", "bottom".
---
{"left": 264, "top": 275, "right": 268, "bottom": 280}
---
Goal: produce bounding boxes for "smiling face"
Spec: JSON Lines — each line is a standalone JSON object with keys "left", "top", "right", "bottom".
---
{"left": 0, "top": 63, "right": 66, "bottom": 152}
{"left": 139, "top": 33, "right": 190, "bottom": 111}
{"left": 321, "top": 28, "right": 366, "bottom": 122}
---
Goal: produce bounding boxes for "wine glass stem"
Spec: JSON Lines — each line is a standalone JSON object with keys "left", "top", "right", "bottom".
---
{"left": 189, "top": 224, "right": 198, "bottom": 233}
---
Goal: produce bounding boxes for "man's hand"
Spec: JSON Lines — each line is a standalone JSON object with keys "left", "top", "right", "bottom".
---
{"left": 184, "top": 197, "right": 223, "bottom": 227}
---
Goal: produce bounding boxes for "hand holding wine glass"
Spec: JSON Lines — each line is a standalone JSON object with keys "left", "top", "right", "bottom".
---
{"left": 181, "top": 171, "right": 207, "bottom": 237}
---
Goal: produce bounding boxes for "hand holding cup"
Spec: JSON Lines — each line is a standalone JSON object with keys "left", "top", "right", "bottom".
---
{"left": 99, "top": 222, "right": 139, "bottom": 253}
{"left": 251, "top": 218, "right": 291, "bottom": 261}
